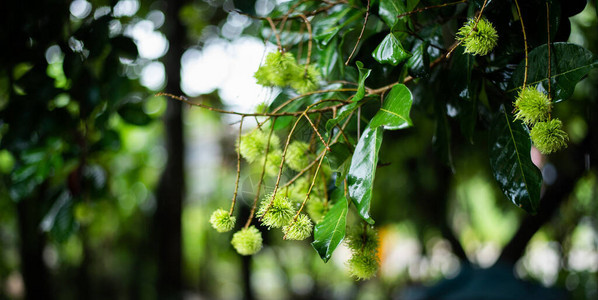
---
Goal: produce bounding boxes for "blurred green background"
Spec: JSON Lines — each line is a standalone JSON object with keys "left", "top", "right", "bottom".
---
{"left": 0, "top": 0, "right": 597, "bottom": 299}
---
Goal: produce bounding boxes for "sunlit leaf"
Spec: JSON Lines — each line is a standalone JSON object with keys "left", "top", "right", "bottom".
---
{"left": 369, "top": 84, "right": 413, "bottom": 130}
{"left": 312, "top": 190, "right": 348, "bottom": 262}
{"left": 489, "top": 108, "right": 542, "bottom": 214}
{"left": 347, "top": 125, "right": 383, "bottom": 224}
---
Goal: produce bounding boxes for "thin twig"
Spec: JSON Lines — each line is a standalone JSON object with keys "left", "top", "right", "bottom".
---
{"left": 229, "top": 116, "right": 244, "bottom": 215}
{"left": 244, "top": 119, "right": 277, "bottom": 228}
{"left": 514, "top": 0, "right": 529, "bottom": 89}
{"left": 546, "top": 1, "right": 552, "bottom": 99}
{"left": 157, "top": 93, "right": 350, "bottom": 117}
{"left": 397, "top": 0, "right": 468, "bottom": 18}
{"left": 298, "top": 14, "right": 313, "bottom": 67}
{"left": 266, "top": 17, "right": 283, "bottom": 52}
{"left": 345, "top": 0, "right": 370, "bottom": 65}
{"left": 303, "top": 112, "right": 330, "bottom": 151}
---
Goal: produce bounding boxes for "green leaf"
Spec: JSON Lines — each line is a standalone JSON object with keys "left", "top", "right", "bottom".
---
{"left": 510, "top": 43, "right": 598, "bottom": 102}
{"left": 118, "top": 102, "right": 153, "bottom": 126}
{"left": 354, "top": 61, "right": 371, "bottom": 102}
{"left": 325, "top": 101, "right": 359, "bottom": 132}
{"left": 347, "top": 125, "right": 383, "bottom": 224}
{"left": 489, "top": 108, "right": 542, "bottom": 214}
{"left": 313, "top": 8, "right": 363, "bottom": 46}
{"left": 379, "top": 0, "right": 419, "bottom": 29}
{"left": 369, "top": 84, "right": 413, "bottom": 130}
{"left": 326, "top": 143, "right": 353, "bottom": 185}
{"left": 407, "top": 41, "right": 430, "bottom": 77}
{"left": 372, "top": 33, "right": 412, "bottom": 66}
{"left": 311, "top": 190, "right": 348, "bottom": 262}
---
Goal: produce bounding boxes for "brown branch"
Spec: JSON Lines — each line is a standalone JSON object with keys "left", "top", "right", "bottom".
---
{"left": 229, "top": 116, "right": 244, "bottom": 215}
{"left": 345, "top": 0, "right": 370, "bottom": 65}
{"left": 514, "top": 0, "right": 529, "bottom": 89}
{"left": 397, "top": 0, "right": 468, "bottom": 18}
{"left": 244, "top": 119, "right": 278, "bottom": 228}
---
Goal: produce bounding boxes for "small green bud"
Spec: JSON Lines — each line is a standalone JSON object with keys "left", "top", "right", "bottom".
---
{"left": 257, "top": 193, "right": 296, "bottom": 228}
{"left": 514, "top": 87, "right": 552, "bottom": 125}
{"left": 283, "top": 214, "right": 313, "bottom": 240}
{"left": 530, "top": 119, "right": 568, "bottom": 154}
{"left": 456, "top": 17, "right": 498, "bottom": 56}
{"left": 209, "top": 208, "right": 236, "bottom": 233}
{"left": 231, "top": 226, "right": 263, "bottom": 255}
{"left": 285, "top": 141, "right": 311, "bottom": 171}
{"left": 237, "top": 129, "right": 280, "bottom": 163}
{"left": 347, "top": 253, "right": 379, "bottom": 280}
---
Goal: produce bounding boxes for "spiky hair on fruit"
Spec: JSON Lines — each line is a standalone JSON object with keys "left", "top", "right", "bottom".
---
{"left": 231, "top": 226, "right": 263, "bottom": 255}
{"left": 345, "top": 226, "right": 379, "bottom": 254}
{"left": 345, "top": 225, "right": 380, "bottom": 280}
{"left": 289, "top": 64, "right": 320, "bottom": 94}
{"left": 237, "top": 129, "right": 280, "bottom": 163}
{"left": 456, "top": 17, "right": 498, "bottom": 56}
{"left": 209, "top": 208, "right": 236, "bottom": 233}
{"left": 514, "top": 87, "right": 552, "bottom": 125}
{"left": 260, "top": 149, "right": 283, "bottom": 177}
{"left": 347, "top": 252, "right": 379, "bottom": 280}
{"left": 254, "top": 51, "right": 300, "bottom": 87}
{"left": 285, "top": 140, "right": 311, "bottom": 171}
{"left": 257, "top": 193, "right": 296, "bottom": 229}
{"left": 254, "top": 51, "right": 320, "bottom": 94}
{"left": 283, "top": 214, "right": 313, "bottom": 240}
{"left": 530, "top": 119, "right": 569, "bottom": 154}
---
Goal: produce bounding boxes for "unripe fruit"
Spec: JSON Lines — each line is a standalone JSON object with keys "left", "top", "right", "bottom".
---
{"left": 530, "top": 119, "right": 568, "bottom": 154}
{"left": 514, "top": 87, "right": 552, "bottom": 125}
{"left": 209, "top": 208, "right": 236, "bottom": 233}
{"left": 283, "top": 214, "right": 313, "bottom": 240}
{"left": 456, "top": 17, "right": 498, "bottom": 56}
{"left": 231, "top": 226, "right": 263, "bottom": 255}
{"left": 257, "top": 193, "right": 296, "bottom": 229}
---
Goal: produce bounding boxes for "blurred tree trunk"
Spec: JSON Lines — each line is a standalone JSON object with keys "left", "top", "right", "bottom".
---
{"left": 16, "top": 182, "right": 53, "bottom": 300}
{"left": 154, "top": 0, "right": 186, "bottom": 298}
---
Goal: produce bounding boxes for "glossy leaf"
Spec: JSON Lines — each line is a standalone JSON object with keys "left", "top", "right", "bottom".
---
{"left": 372, "top": 33, "right": 411, "bottom": 66}
{"left": 325, "top": 101, "right": 359, "bottom": 132}
{"left": 511, "top": 43, "right": 598, "bottom": 102}
{"left": 347, "top": 125, "right": 383, "bottom": 224}
{"left": 489, "top": 108, "right": 542, "bottom": 214}
{"left": 312, "top": 190, "right": 348, "bottom": 262}
{"left": 407, "top": 41, "right": 430, "bottom": 78}
{"left": 354, "top": 61, "right": 371, "bottom": 102}
{"left": 379, "top": 0, "right": 419, "bottom": 29}
{"left": 313, "top": 7, "right": 363, "bottom": 46}
{"left": 369, "top": 84, "right": 413, "bottom": 130}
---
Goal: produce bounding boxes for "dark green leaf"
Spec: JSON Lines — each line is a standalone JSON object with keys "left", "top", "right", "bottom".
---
{"left": 407, "top": 41, "right": 430, "bottom": 78}
{"left": 325, "top": 101, "right": 359, "bottom": 132}
{"left": 369, "top": 84, "right": 413, "bottom": 130}
{"left": 41, "top": 192, "right": 76, "bottom": 242}
{"left": 372, "top": 33, "right": 411, "bottom": 66}
{"left": 118, "top": 102, "right": 153, "bottom": 126}
{"left": 347, "top": 125, "right": 383, "bottom": 224}
{"left": 326, "top": 143, "right": 352, "bottom": 172}
{"left": 312, "top": 190, "right": 348, "bottom": 262}
{"left": 313, "top": 8, "right": 362, "bottom": 46}
{"left": 510, "top": 43, "right": 598, "bottom": 102}
{"left": 354, "top": 61, "right": 371, "bottom": 102}
{"left": 489, "top": 108, "right": 542, "bottom": 214}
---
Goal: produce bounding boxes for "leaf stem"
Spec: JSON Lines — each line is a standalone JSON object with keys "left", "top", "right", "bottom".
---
{"left": 345, "top": 0, "right": 370, "bottom": 65}
{"left": 513, "top": 0, "right": 529, "bottom": 89}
